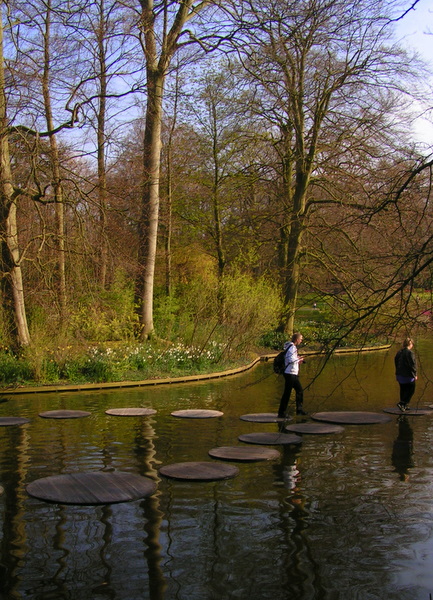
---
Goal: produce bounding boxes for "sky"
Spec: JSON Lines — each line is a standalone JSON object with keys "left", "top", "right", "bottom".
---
{"left": 394, "top": 0, "right": 433, "bottom": 148}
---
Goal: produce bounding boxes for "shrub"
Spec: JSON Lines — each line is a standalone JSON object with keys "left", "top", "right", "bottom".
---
{"left": 217, "top": 270, "right": 282, "bottom": 356}
{"left": 259, "top": 331, "right": 287, "bottom": 350}
{"left": 0, "top": 351, "right": 32, "bottom": 384}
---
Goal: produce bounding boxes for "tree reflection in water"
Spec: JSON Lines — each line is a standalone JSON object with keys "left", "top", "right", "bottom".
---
{"left": 1, "top": 345, "right": 433, "bottom": 598}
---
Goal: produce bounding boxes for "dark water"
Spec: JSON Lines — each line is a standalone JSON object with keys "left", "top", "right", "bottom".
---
{"left": 1, "top": 342, "right": 433, "bottom": 600}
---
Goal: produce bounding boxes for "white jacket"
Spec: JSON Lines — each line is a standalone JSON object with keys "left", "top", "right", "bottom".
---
{"left": 284, "top": 342, "right": 300, "bottom": 375}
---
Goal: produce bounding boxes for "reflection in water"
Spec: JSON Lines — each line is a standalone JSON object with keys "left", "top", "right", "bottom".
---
{"left": 134, "top": 418, "right": 167, "bottom": 600}
{"left": 0, "top": 425, "right": 30, "bottom": 599}
{"left": 391, "top": 416, "right": 414, "bottom": 482}
{"left": 2, "top": 347, "right": 433, "bottom": 598}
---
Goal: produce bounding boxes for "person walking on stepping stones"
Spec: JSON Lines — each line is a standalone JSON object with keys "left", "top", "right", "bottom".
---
{"left": 395, "top": 337, "right": 417, "bottom": 412}
{"left": 278, "top": 332, "right": 307, "bottom": 418}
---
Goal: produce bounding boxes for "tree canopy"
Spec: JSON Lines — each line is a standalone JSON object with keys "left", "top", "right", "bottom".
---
{"left": 0, "top": 0, "right": 432, "bottom": 356}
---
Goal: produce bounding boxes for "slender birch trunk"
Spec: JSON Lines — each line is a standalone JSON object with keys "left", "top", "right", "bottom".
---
{"left": 136, "top": 70, "right": 164, "bottom": 338}
{"left": 135, "top": 0, "right": 211, "bottom": 339}
{"left": 97, "top": 0, "right": 109, "bottom": 289}
{"left": 42, "top": 0, "right": 67, "bottom": 320}
{"left": 0, "top": 10, "right": 30, "bottom": 347}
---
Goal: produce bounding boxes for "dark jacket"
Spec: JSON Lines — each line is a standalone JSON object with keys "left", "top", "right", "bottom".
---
{"left": 394, "top": 347, "right": 417, "bottom": 379}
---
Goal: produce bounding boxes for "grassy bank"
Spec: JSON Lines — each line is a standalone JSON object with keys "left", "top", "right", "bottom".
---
{"left": 0, "top": 340, "right": 257, "bottom": 389}
{"left": 0, "top": 296, "right": 393, "bottom": 389}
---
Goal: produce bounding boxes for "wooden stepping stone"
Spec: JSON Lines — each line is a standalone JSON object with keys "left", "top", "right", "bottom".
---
{"left": 159, "top": 461, "right": 238, "bottom": 480}
{"left": 238, "top": 432, "right": 302, "bottom": 446}
{"left": 383, "top": 407, "right": 432, "bottom": 416}
{"left": 39, "top": 410, "right": 91, "bottom": 419}
{"left": 26, "top": 471, "right": 156, "bottom": 505}
{"left": 0, "top": 417, "right": 30, "bottom": 426}
{"left": 171, "top": 409, "right": 223, "bottom": 418}
{"left": 311, "top": 411, "right": 391, "bottom": 425}
{"left": 208, "top": 446, "right": 280, "bottom": 462}
{"left": 240, "top": 413, "right": 288, "bottom": 423}
{"left": 284, "top": 423, "right": 344, "bottom": 435}
{"left": 105, "top": 408, "right": 156, "bottom": 417}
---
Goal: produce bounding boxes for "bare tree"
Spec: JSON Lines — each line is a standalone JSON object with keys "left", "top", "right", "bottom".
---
{"left": 231, "top": 0, "right": 424, "bottom": 333}
{"left": 70, "top": 0, "right": 143, "bottom": 289}
{"left": 134, "top": 0, "right": 228, "bottom": 339}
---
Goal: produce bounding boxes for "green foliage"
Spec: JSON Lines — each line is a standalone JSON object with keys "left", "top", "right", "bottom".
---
{"left": 296, "top": 320, "right": 346, "bottom": 349}
{"left": 0, "top": 303, "right": 13, "bottom": 348}
{"left": 217, "top": 270, "right": 282, "bottom": 355}
{"left": 0, "top": 350, "right": 32, "bottom": 384}
{"left": 70, "top": 273, "right": 138, "bottom": 342}
{"left": 153, "top": 294, "right": 182, "bottom": 340}
{"left": 259, "top": 331, "right": 287, "bottom": 350}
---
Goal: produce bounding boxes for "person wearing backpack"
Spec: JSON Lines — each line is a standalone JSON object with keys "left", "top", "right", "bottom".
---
{"left": 277, "top": 332, "right": 307, "bottom": 418}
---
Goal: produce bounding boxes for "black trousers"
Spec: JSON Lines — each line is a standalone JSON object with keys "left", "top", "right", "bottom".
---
{"left": 399, "top": 381, "right": 416, "bottom": 406}
{"left": 278, "top": 373, "right": 304, "bottom": 416}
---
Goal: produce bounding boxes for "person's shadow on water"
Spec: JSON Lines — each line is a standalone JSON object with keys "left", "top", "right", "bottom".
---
{"left": 391, "top": 416, "right": 414, "bottom": 482}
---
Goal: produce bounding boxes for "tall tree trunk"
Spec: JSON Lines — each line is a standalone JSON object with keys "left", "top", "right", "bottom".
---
{"left": 281, "top": 215, "right": 303, "bottom": 334}
{"left": 0, "top": 10, "right": 30, "bottom": 347}
{"left": 164, "top": 142, "right": 172, "bottom": 297}
{"left": 212, "top": 168, "right": 225, "bottom": 279}
{"left": 42, "top": 0, "right": 67, "bottom": 319}
{"left": 136, "top": 71, "right": 164, "bottom": 339}
{"left": 163, "top": 72, "right": 181, "bottom": 298}
{"left": 279, "top": 161, "right": 310, "bottom": 334}
{"left": 97, "top": 0, "right": 108, "bottom": 289}
{"left": 135, "top": 0, "right": 211, "bottom": 338}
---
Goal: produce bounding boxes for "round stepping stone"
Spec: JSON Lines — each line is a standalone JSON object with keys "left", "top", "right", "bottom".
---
{"left": 0, "top": 417, "right": 30, "bottom": 426}
{"left": 238, "top": 432, "right": 302, "bottom": 445}
{"left": 26, "top": 471, "right": 156, "bottom": 505}
{"left": 0, "top": 486, "right": 4, "bottom": 496}
{"left": 284, "top": 423, "right": 344, "bottom": 435}
{"left": 105, "top": 408, "right": 156, "bottom": 417}
{"left": 208, "top": 446, "right": 280, "bottom": 462}
{"left": 171, "top": 409, "right": 223, "bottom": 418}
{"left": 240, "top": 413, "right": 288, "bottom": 423}
{"left": 39, "top": 410, "right": 91, "bottom": 419}
{"left": 383, "top": 407, "right": 431, "bottom": 416}
{"left": 159, "top": 461, "right": 238, "bottom": 480}
{"left": 311, "top": 411, "right": 391, "bottom": 425}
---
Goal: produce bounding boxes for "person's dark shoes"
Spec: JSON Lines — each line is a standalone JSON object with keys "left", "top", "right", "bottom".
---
{"left": 296, "top": 409, "right": 308, "bottom": 415}
{"left": 397, "top": 402, "right": 407, "bottom": 412}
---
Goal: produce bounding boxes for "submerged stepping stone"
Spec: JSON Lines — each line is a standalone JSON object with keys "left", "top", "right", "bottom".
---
{"left": 311, "top": 411, "right": 391, "bottom": 425}
{"left": 383, "top": 407, "right": 432, "bottom": 416}
{"left": 159, "top": 461, "right": 238, "bottom": 481}
{"left": 0, "top": 417, "right": 30, "bottom": 426}
{"left": 106, "top": 408, "right": 156, "bottom": 417}
{"left": 26, "top": 471, "right": 156, "bottom": 505}
{"left": 240, "top": 413, "right": 288, "bottom": 423}
{"left": 284, "top": 422, "right": 344, "bottom": 435}
{"left": 171, "top": 409, "right": 223, "bottom": 418}
{"left": 39, "top": 410, "right": 91, "bottom": 419}
{"left": 209, "top": 446, "right": 280, "bottom": 462}
{"left": 238, "top": 432, "right": 302, "bottom": 446}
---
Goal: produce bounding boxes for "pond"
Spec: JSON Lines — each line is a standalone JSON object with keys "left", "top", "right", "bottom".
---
{"left": 1, "top": 340, "right": 433, "bottom": 600}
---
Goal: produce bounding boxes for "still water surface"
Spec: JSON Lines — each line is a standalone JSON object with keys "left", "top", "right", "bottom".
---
{"left": 1, "top": 342, "right": 433, "bottom": 600}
